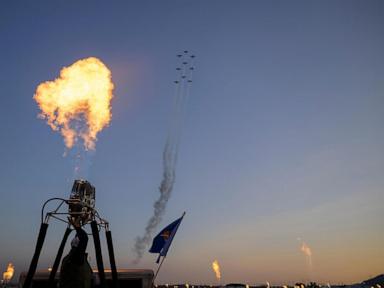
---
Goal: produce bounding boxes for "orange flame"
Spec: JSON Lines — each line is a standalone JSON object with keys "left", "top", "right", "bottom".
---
{"left": 211, "top": 260, "right": 221, "bottom": 281}
{"left": 301, "top": 242, "right": 312, "bottom": 257}
{"left": 300, "top": 240, "right": 313, "bottom": 270}
{"left": 2, "top": 263, "right": 14, "bottom": 282}
{"left": 34, "top": 57, "right": 114, "bottom": 150}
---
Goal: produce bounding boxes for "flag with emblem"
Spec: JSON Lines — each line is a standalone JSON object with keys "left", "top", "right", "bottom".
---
{"left": 149, "top": 212, "right": 186, "bottom": 263}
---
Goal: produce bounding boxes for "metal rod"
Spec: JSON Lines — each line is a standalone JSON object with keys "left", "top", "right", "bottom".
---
{"left": 152, "top": 256, "right": 166, "bottom": 287}
{"left": 91, "top": 220, "right": 106, "bottom": 288}
{"left": 48, "top": 227, "right": 72, "bottom": 288}
{"left": 41, "top": 198, "right": 67, "bottom": 223}
{"left": 23, "top": 223, "right": 49, "bottom": 288}
{"left": 48, "top": 214, "right": 71, "bottom": 224}
{"left": 106, "top": 230, "right": 119, "bottom": 288}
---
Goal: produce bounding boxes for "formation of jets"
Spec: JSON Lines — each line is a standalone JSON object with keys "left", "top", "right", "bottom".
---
{"left": 174, "top": 50, "right": 195, "bottom": 84}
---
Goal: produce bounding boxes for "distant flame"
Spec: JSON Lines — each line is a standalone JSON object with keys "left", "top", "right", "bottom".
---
{"left": 211, "top": 260, "right": 221, "bottom": 281}
{"left": 301, "top": 242, "right": 312, "bottom": 257}
{"left": 2, "top": 263, "right": 14, "bottom": 282}
{"left": 299, "top": 240, "right": 313, "bottom": 270}
{"left": 34, "top": 57, "right": 114, "bottom": 150}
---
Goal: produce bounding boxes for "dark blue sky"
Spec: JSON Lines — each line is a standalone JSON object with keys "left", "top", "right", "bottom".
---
{"left": 0, "top": 1, "right": 383, "bottom": 284}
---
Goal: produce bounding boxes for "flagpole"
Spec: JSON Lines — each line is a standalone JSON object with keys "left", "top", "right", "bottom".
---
{"left": 151, "top": 212, "right": 186, "bottom": 287}
{"left": 152, "top": 256, "right": 166, "bottom": 286}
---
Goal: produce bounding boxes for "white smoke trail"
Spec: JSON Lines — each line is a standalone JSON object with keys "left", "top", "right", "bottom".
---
{"left": 132, "top": 52, "right": 195, "bottom": 263}
{"left": 132, "top": 139, "right": 177, "bottom": 262}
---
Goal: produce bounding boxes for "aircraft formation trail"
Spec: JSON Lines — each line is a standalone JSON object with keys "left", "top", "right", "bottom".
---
{"left": 133, "top": 51, "right": 196, "bottom": 263}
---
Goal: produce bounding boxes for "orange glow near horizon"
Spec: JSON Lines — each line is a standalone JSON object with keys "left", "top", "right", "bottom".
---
{"left": 2, "top": 263, "right": 14, "bottom": 283}
{"left": 212, "top": 260, "right": 221, "bottom": 281}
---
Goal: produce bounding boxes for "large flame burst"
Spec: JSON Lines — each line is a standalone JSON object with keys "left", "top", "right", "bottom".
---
{"left": 34, "top": 57, "right": 114, "bottom": 150}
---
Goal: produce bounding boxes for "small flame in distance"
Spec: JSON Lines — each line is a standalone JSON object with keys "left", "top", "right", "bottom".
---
{"left": 299, "top": 239, "right": 313, "bottom": 270}
{"left": 34, "top": 57, "right": 114, "bottom": 150}
{"left": 212, "top": 260, "right": 221, "bottom": 281}
{"left": 301, "top": 241, "right": 312, "bottom": 257}
{"left": 2, "top": 263, "right": 14, "bottom": 283}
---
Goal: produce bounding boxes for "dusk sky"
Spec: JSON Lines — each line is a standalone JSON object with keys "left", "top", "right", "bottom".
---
{"left": 0, "top": 1, "right": 383, "bottom": 285}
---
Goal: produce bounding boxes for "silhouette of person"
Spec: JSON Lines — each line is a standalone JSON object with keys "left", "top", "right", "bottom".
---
{"left": 60, "top": 220, "right": 92, "bottom": 288}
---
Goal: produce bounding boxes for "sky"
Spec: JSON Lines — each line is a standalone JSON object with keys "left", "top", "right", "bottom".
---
{"left": 0, "top": 0, "right": 383, "bottom": 285}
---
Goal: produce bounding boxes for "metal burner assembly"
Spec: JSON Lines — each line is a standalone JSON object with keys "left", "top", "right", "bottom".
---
{"left": 22, "top": 179, "right": 118, "bottom": 288}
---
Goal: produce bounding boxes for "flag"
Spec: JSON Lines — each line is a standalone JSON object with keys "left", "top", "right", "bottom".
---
{"left": 149, "top": 212, "right": 185, "bottom": 263}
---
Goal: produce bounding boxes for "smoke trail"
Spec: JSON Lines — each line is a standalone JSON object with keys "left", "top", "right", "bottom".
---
{"left": 132, "top": 139, "right": 176, "bottom": 262}
{"left": 132, "top": 52, "right": 195, "bottom": 263}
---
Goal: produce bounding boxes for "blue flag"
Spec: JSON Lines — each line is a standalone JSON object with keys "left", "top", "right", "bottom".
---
{"left": 149, "top": 212, "right": 185, "bottom": 263}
